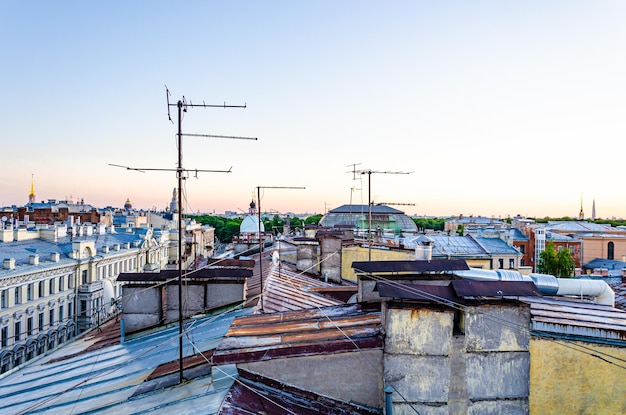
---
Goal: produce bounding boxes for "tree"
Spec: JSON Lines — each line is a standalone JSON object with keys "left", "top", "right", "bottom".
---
{"left": 536, "top": 241, "right": 575, "bottom": 277}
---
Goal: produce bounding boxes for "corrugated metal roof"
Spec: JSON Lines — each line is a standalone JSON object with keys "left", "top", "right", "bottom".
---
{"left": 0, "top": 308, "right": 251, "bottom": 414}
{"left": 520, "top": 296, "right": 626, "bottom": 346}
{"left": 472, "top": 236, "right": 522, "bottom": 255}
{"left": 212, "top": 303, "right": 382, "bottom": 365}
{"left": 219, "top": 369, "right": 379, "bottom": 415}
{"left": 428, "top": 235, "right": 490, "bottom": 258}
{"left": 260, "top": 263, "right": 346, "bottom": 313}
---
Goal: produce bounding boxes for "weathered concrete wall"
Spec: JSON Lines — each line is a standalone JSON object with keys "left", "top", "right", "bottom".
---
{"left": 319, "top": 236, "right": 342, "bottom": 284}
{"left": 384, "top": 307, "right": 454, "bottom": 409}
{"left": 121, "top": 286, "right": 162, "bottom": 333}
{"left": 463, "top": 304, "right": 530, "bottom": 409}
{"left": 165, "top": 282, "right": 245, "bottom": 323}
{"left": 530, "top": 338, "right": 626, "bottom": 415}
{"left": 238, "top": 349, "right": 383, "bottom": 409}
{"left": 296, "top": 242, "right": 318, "bottom": 274}
{"left": 384, "top": 303, "right": 531, "bottom": 415}
{"left": 206, "top": 283, "right": 245, "bottom": 309}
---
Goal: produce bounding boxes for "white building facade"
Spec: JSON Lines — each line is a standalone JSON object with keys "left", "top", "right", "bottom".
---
{"left": 0, "top": 222, "right": 170, "bottom": 374}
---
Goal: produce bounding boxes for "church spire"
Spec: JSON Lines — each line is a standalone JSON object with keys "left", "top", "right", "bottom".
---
{"left": 578, "top": 193, "right": 585, "bottom": 220}
{"left": 28, "top": 174, "right": 36, "bottom": 204}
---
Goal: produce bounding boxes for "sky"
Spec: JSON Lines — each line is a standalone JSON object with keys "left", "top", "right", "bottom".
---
{"left": 1, "top": 1, "right": 625, "bottom": 219}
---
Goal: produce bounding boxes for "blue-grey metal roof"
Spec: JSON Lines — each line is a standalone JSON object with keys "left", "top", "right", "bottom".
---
{"left": 428, "top": 235, "right": 489, "bottom": 258}
{"left": 508, "top": 228, "right": 530, "bottom": 241}
{"left": 583, "top": 259, "right": 626, "bottom": 272}
{"left": 0, "top": 308, "right": 252, "bottom": 414}
{"left": 545, "top": 231, "right": 580, "bottom": 242}
{"left": 473, "top": 236, "right": 522, "bottom": 256}
{"left": 545, "top": 221, "right": 619, "bottom": 234}
{"left": 450, "top": 216, "right": 505, "bottom": 226}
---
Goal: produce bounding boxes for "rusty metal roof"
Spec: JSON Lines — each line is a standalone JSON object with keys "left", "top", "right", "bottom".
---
{"left": 520, "top": 296, "right": 626, "bottom": 346}
{"left": 212, "top": 303, "right": 382, "bottom": 365}
{"left": 451, "top": 280, "right": 542, "bottom": 297}
{"left": 219, "top": 369, "right": 379, "bottom": 415}
{"left": 377, "top": 282, "right": 460, "bottom": 303}
{"left": 117, "top": 266, "right": 252, "bottom": 282}
{"left": 259, "top": 262, "right": 349, "bottom": 313}
{"left": 352, "top": 259, "right": 469, "bottom": 274}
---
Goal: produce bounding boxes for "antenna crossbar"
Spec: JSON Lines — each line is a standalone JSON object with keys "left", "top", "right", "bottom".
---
{"left": 182, "top": 133, "right": 257, "bottom": 141}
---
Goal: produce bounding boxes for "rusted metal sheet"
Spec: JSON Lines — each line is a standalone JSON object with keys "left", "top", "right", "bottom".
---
{"left": 219, "top": 369, "right": 379, "bottom": 415}
{"left": 377, "top": 282, "right": 459, "bottom": 303}
{"left": 213, "top": 304, "right": 382, "bottom": 365}
{"left": 258, "top": 261, "right": 349, "bottom": 313}
{"left": 352, "top": 259, "right": 469, "bottom": 274}
{"left": 452, "top": 280, "right": 542, "bottom": 297}
{"left": 520, "top": 296, "right": 626, "bottom": 344}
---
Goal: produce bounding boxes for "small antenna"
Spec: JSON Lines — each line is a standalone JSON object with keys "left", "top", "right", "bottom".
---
{"left": 165, "top": 85, "right": 173, "bottom": 123}
{"left": 346, "top": 162, "right": 362, "bottom": 180}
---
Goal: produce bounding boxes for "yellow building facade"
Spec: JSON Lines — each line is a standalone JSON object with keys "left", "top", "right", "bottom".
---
{"left": 530, "top": 338, "right": 626, "bottom": 414}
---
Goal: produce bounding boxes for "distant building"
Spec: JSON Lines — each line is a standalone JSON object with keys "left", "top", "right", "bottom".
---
{"left": 0, "top": 221, "right": 169, "bottom": 373}
{"left": 320, "top": 204, "right": 418, "bottom": 236}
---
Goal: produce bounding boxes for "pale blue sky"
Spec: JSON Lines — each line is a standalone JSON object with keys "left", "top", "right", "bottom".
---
{"left": 1, "top": 1, "right": 625, "bottom": 218}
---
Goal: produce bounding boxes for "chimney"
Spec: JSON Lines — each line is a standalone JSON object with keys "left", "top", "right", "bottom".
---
{"left": 318, "top": 235, "right": 342, "bottom": 284}
{"left": 29, "top": 254, "right": 39, "bottom": 265}
{"left": 50, "top": 252, "right": 60, "bottom": 262}
{"left": 3, "top": 258, "right": 15, "bottom": 270}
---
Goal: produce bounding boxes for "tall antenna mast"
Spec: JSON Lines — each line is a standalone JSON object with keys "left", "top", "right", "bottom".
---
{"left": 356, "top": 169, "right": 413, "bottom": 261}
{"left": 112, "top": 86, "right": 256, "bottom": 384}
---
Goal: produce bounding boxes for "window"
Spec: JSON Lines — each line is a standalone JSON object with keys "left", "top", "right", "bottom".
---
{"left": 59, "top": 276, "right": 64, "bottom": 292}
{"left": 59, "top": 306, "right": 64, "bottom": 322}
{"left": 49, "top": 308, "right": 54, "bottom": 326}
{"left": 519, "top": 245, "right": 526, "bottom": 254}
{"left": 39, "top": 281, "right": 45, "bottom": 298}
{"left": 81, "top": 300, "right": 87, "bottom": 316}
{"left": 1, "top": 327, "right": 7, "bottom": 347}
{"left": 82, "top": 270, "right": 88, "bottom": 284}
{"left": 14, "top": 321, "right": 21, "bottom": 341}
{"left": 14, "top": 287, "right": 21, "bottom": 305}
{"left": 49, "top": 279, "right": 55, "bottom": 295}
{"left": 498, "top": 258, "right": 504, "bottom": 269}
{"left": 27, "top": 317, "right": 33, "bottom": 336}
{"left": 27, "top": 284, "right": 33, "bottom": 301}
{"left": 608, "top": 241, "right": 615, "bottom": 260}
{"left": 0, "top": 290, "right": 6, "bottom": 308}
{"left": 509, "top": 258, "right": 515, "bottom": 269}
{"left": 38, "top": 313, "right": 44, "bottom": 331}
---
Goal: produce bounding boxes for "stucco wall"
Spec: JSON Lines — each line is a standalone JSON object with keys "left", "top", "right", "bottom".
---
{"left": 342, "top": 246, "right": 413, "bottom": 283}
{"left": 530, "top": 338, "right": 626, "bottom": 415}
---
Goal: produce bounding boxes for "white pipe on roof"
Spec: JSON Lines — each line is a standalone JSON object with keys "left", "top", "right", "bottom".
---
{"left": 555, "top": 278, "right": 615, "bottom": 307}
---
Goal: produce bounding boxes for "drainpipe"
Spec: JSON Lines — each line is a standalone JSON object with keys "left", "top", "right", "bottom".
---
{"left": 384, "top": 386, "right": 394, "bottom": 415}
{"left": 120, "top": 318, "right": 125, "bottom": 343}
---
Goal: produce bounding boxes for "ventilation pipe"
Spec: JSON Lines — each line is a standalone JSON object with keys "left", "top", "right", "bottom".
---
{"left": 453, "top": 268, "right": 615, "bottom": 307}
{"left": 555, "top": 278, "right": 615, "bottom": 306}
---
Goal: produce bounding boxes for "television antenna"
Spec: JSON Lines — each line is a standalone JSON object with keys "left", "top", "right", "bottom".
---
{"left": 111, "top": 86, "right": 257, "bottom": 384}
{"left": 357, "top": 169, "right": 413, "bottom": 260}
